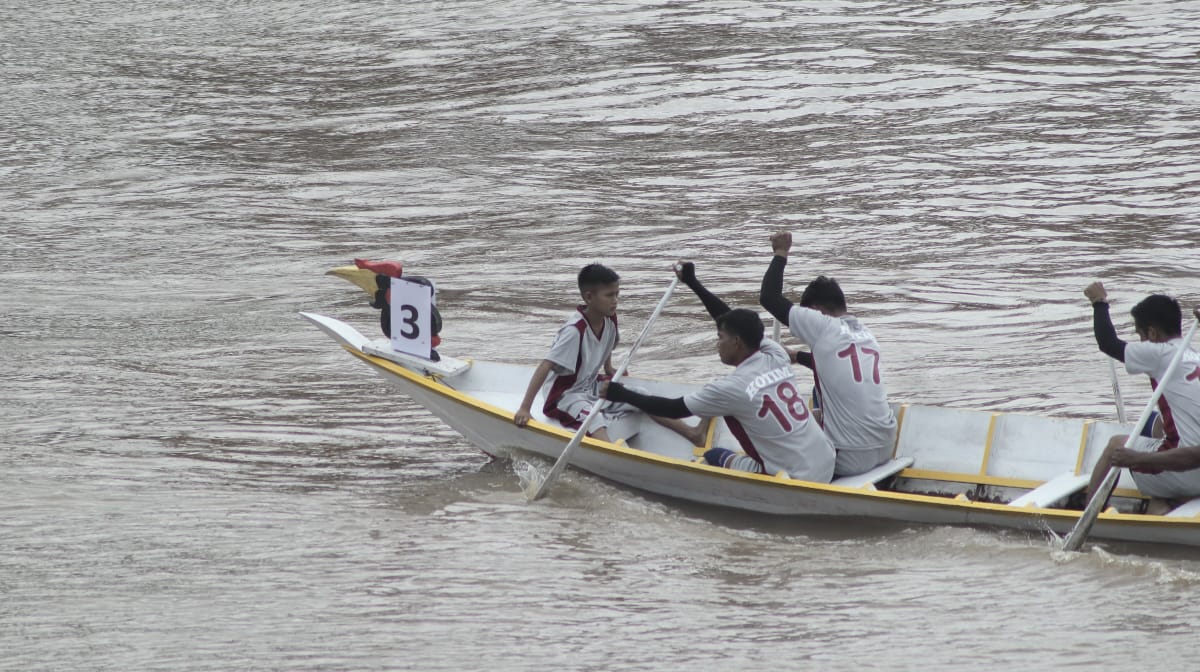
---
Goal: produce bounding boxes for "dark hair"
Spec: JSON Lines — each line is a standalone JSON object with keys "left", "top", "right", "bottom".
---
{"left": 1131, "top": 294, "right": 1182, "bottom": 338}
{"left": 716, "top": 308, "right": 764, "bottom": 350}
{"left": 578, "top": 263, "right": 620, "bottom": 293}
{"left": 799, "top": 275, "right": 846, "bottom": 312}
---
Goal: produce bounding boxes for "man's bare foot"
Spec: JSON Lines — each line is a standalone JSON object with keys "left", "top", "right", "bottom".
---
{"left": 687, "top": 419, "right": 711, "bottom": 447}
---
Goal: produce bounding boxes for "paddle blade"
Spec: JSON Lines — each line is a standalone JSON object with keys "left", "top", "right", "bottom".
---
{"left": 522, "top": 473, "right": 546, "bottom": 501}
{"left": 525, "top": 432, "right": 581, "bottom": 502}
{"left": 1062, "top": 469, "right": 1117, "bottom": 552}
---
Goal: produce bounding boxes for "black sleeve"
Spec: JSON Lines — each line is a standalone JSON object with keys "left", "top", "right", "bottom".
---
{"left": 677, "top": 262, "right": 731, "bottom": 322}
{"left": 759, "top": 255, "right": 794, "bottom": 327}
{"left": 1092, "top": 301, "right": 1126, "bottom": 362}
{"left": 605, "top": 382, "right": 692, "bottom": 418}
{"left": 794, "top": 350, "right": 815, "bottom": 370}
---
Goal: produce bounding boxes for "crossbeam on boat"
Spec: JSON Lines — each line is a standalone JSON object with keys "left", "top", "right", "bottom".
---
{"left": 1006, "top": 471, "right": 1089, "bottom": 509}
{"left": 1167, "top": 498, "right": 1200, "bottom": 518}
{"left": 832, "top": 457, "right": 914, "bottom": 490}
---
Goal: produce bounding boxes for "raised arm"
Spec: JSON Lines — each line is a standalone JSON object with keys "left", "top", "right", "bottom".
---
{"left": 676, "top": 261, "right": 731, "bottom": 322}
{"left": 1085, "top": 282, "right": 1125, "bottom": 362}
{"left": 759, "top": 231, "right": 795, "bottom": 326}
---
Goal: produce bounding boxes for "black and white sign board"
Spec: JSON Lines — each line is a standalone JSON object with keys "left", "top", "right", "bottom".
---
{"left": 390, "top": 277, "right": 435, "bottom": 359}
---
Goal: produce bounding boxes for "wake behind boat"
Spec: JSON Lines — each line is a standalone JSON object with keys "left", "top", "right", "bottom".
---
{"left": 303, "top": 271, "right": 1200, "bottom": 549}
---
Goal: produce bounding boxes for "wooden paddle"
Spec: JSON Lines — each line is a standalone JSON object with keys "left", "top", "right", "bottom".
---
{"left": 1063, "top": 315, "right": 1200, "bottom": 551}
{"left": 525, "top": 274, "right": 680, "bottom": 502}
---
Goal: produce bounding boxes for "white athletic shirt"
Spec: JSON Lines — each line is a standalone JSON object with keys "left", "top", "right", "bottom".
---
{"left": 542, "top": 307, "right": 618, "bottom": 413}
{"left": 1125, "top": 340, "right": 1200, "bottom": 446}
{"left": 787, "top": 306, "right": 897, "bottom": 453}
{"left": 682, "top": 339, "right": 835, "bottom": 482}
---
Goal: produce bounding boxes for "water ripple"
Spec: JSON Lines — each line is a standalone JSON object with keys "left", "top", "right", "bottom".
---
{"left": 5, "top": 0, "right": 1200, "bottom": 669}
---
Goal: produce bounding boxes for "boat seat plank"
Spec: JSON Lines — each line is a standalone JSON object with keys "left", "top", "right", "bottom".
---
{"left": 1166, "top": 498, "right": 1200, "bottom": 518}
{"left": 832, "top": 457, "right": 914, "bottom": 489}
{"left": 1007, "top": 471, "right": 1089, "bottom": 508}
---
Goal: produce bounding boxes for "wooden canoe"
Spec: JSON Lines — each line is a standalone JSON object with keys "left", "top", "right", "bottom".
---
{"left": 302, "top": 311, "right": 1200, "bottom": 548}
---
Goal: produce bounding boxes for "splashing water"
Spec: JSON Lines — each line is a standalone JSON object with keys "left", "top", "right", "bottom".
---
{"left": 514, "top": 458, "right": 547, "bottom": 500}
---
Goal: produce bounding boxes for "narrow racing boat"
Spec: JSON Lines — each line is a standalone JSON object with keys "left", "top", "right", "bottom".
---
{"left": 304, "top": 268, "right": 1200, "bottom": 549}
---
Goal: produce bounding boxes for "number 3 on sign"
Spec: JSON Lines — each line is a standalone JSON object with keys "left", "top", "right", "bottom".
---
{"left": 390, "top": 278, "right": 435, "bottom": 359}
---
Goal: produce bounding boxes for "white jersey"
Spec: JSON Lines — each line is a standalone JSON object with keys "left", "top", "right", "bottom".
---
{"left": 541, "top": 307, "right": 618, "bottom": 423}
{"left": 787, "top": 306, "right": 897, "bottom": 454}
{"left": 1125, "top": 340, "right": 1200, "bottom": 446}
{"left": 682, "top": 339, "right": 835, "bottom": 482}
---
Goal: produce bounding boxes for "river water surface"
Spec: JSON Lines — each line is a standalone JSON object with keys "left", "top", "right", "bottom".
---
{"left": 4, "top": 1, "right": 1200, "bottom": 670}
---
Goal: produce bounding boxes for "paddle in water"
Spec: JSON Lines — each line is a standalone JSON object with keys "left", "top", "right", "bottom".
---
{"left": 524, "top": 274, "right": 681, "bottom": 502}
{"left": 1063, "top": 314, "right": 1200, "bottom": 551}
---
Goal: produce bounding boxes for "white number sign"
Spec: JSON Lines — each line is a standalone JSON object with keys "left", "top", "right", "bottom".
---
{"left": 390, "top": 277, "right": 434, "bottom": 359}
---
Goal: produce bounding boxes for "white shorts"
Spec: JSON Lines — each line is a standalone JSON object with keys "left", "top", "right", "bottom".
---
{"left": 1126, "top": 435, "right": 1200, "bottom": 500}
{"left": 551, "top": 383, "right": 646, "bottom": 439}
{"left": 834, "top": 445, "right": 892, "bottom": 478}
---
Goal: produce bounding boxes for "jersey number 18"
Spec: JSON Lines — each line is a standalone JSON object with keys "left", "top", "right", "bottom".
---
{"left": 757, "top": 381, "right": 811, "bottom": 432}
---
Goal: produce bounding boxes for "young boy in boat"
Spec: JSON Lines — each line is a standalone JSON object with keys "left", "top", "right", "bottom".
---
{"left": 599, "top": 262, "right": 836, "bottom": 482}
{"left": 758, "top": 231, "right": 897, "bottom": 478}
{"left": 513, "top": 263, "right": 704, "bottom": 445}
{"left": 1084, "top": 282, "right": 1200, "bottom": 512}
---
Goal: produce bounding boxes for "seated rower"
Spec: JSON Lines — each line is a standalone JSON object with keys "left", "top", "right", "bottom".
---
{"left": 513, "top": 263, "right": 703, "bottom": 445}
{"left": 759, "top": 231, "right": 897, "bottom": 477}
{"left": 602, "top": 262, "right": 835, "bottom": 482}
{"left": 1084, "top": 282, "right": 1200, "bottom": 513}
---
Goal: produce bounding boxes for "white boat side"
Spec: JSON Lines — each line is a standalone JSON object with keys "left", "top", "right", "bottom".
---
{"left": 302, "top": 312, "right": 1200, "bottom": 548}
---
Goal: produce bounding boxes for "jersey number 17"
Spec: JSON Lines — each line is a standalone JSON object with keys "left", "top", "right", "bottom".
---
{"left": 838, "top": 343, "right": 881, "bottom": 384}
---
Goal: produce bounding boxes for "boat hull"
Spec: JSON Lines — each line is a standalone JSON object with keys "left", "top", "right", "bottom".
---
{"left": 305, "top": 312, "right": 1200, "bottom": 549}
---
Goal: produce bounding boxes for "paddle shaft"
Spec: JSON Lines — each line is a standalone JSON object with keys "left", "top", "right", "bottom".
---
{"left": 1063, "top": 317, "right": 1200, "bottom": 551}
{"left": 1108, "top": 358, "right": 1127, "bottom": 425}
{"left": 526, "top": 276, "right": 680, "bottom": 502}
